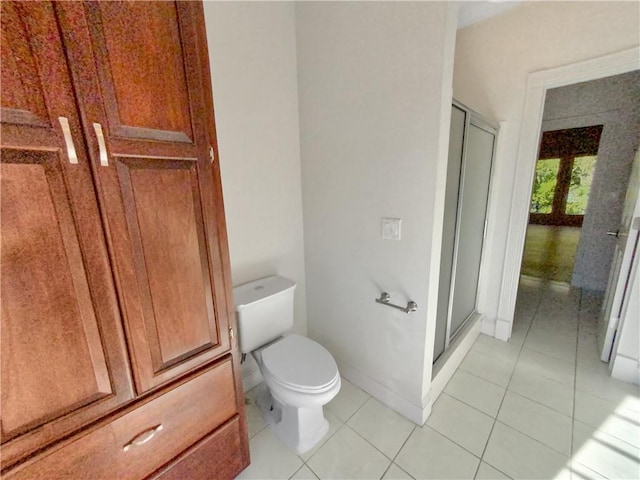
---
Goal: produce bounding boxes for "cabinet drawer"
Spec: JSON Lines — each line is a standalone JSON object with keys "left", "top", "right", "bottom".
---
{"left": 150, "top": 416, "right": 248, "bottom": 480}
{"left": 5, "top": 358, "right": 237, "bottom": 480}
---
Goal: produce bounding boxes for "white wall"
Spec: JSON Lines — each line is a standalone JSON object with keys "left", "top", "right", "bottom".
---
{"left": 297, "top": 1, "right": 458, "bottom": 423}
{"left": 203, "top": 2, "right": 307, "bottom": 383}
{"left": 541, "top": 71, "right": 640, "bottom": 291}
{"left": 454, "top": 1, "right": 640, "bottom": 330}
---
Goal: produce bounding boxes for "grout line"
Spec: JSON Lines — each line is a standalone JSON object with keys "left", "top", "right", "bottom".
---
{"left": 492, "top": 419, "right": 572, "bottom": 459}
{"left": 472, "top": 288, "right": 541, "bottom": 479}
{"left": 422, "top": 422, "right": 485, "bottom": 461}
{"left": 386, "top": 423, "right": 417, "bottom": 473}
{"left": 301, "top": 386, "right": 371, "bottom": 473}
{"left": 570, "top": 288, "right": 583, "bottom": 458}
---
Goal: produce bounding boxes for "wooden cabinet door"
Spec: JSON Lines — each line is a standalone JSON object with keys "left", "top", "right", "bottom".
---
{"left": 0, "top": 1, "right": 134, "bottom": 468}
{"left": 55, "top": 1, "right": 234, "bottom": 393}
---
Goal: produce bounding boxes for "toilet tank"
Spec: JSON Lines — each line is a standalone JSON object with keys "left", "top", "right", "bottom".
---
{"left": 233, "top": 275, "right": 297, "bottom": 354}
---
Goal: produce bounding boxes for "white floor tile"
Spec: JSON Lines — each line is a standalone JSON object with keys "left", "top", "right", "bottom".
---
{"left": 307, "top": 425, "right": 390, "bottom": 480}
{"left": 483, "top": 422, "right": 571, "bottom": 480}
{"left": 382, "top": 463, "right": 414, "bottom": 480}
{"left": 475, "top": 462, "right": 511, "bottom": 479}
{"left": 290, "top": 465, "right": 319, "bottom": 480}
{"left": 244, "top": 401, "right": 267, "bottom": 438}
{"left": 347, "top": 397, "right": 415, "bottom": 458}
{"left": 575, "top": 363, "right": 640, "bottom": 408}
{"left": 507, "top": 320, "right": 530, "bottom": 348}
{"left": 237, "top": 427, "right": 303, "bottom": 480}
{"left": 508, "top": 364, "right": 574, "bottom": 416}
{"left": 395, "top": 426, "right": 480, "bottom": 479}
{"left": 532, "top": 311, "right": 579, "bottom": 334}
{"left": 325, "top": 377, "right": 370, "bottom": 422}
{"left": 516, "top": 348, "right": 575, "bottom": 386}
{"left": 576, "top": 333, "right": 604, "bottom": 370}
{"left": 444, "top": 369, "right": 505, "bottom": 417}
{"left": 572, "top": 420, "right": 640, "bottom": 479}
{"left": 523, "top": 327, "right": 577, "bottom": 364}
{"left": 299, "top": 409, "right": 343, "bottom": 461}
{"left": 459, "top": 350, "right": 516, "bottom": 388}
{"left": 570, "top": 460, "right": 606, "bottom": 480}
{"left": 472, "top": 334, "right": 521, "bottom": 364}
{"left": 574, "top": 390, "right": 640, "bottom": 448}
{"left": 497, "top": 391, "right": 573, "bottom": 456}
{"left": 427, "top": 394, "right": 494, "bottom": 457}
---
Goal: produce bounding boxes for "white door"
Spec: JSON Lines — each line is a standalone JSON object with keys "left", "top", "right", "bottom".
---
{"left": 599, "top": 148, "right": 640, "bottom": 362}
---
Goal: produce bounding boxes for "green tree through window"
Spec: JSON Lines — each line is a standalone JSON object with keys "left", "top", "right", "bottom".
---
{"left": 566, "top": 155, "right": 597, "bottom": 215}
{"left": 530, "top": 158, "right": 560, "bottom": 214}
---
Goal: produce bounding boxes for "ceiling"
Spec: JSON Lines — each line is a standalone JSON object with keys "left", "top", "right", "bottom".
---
{"left": 457, "top": 1, "right": 525, "bottom": 29}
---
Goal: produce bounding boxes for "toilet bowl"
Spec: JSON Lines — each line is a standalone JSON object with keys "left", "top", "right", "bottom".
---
{"left": 233, "top": 276, "right": 341, "bottom": 454}
{"left": 252, "top": 334, "right": 340, "bottom": 453}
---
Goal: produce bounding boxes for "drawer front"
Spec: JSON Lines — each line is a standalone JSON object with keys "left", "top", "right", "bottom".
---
{"left": 150, "top": 416, "right": 248, "bottom": 480}
{"left": 5, "top": 359, "right": 237, "bottom": 480}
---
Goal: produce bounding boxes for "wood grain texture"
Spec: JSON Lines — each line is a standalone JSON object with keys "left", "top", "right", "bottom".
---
{"left": 0, "top": 2, "right": 49, "bottom": 126}
{"left": 119, "top": 159, "right": 219, "bottom": 369}
{"left": 54, "top": 1, "right": 233, "bottom": 394}
{"left": 84, "top": 1, "right": 193, "bottom": 142}
{"left": 150, "top": 416, "right": 246, "bottom": 480}
{"left": 0, "top": 1, "right": 133, "bottom": 468}
{"left": 1, "top": 152, "right": 111, "bottom": 438}
{"left": 4, "top": 359, "right": 237, "bottom": 480}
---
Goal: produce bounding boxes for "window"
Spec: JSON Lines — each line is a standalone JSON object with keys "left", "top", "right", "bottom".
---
{"left": 529, "top": 126, "right": 602, "bottom": 226}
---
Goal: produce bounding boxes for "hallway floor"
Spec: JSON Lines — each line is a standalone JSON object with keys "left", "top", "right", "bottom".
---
{"left": 238, "top": 278, "right": 640, "bottom": 479}
{"left": 521, "top": 225, "right": 581, "bottom": 283}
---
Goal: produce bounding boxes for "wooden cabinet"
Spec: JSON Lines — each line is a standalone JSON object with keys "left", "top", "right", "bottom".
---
{"left": 55, "top": 0, "right": 232, "bottom": 394}
{"left": 0, "top": 1, "right": 249, "bottom": 477}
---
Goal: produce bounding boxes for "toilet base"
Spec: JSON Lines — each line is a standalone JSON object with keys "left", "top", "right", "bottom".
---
{"left": 254, "top": 384, "right": 330, "bottom": 454}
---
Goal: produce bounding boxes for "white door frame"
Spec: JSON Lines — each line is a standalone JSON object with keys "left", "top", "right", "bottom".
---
{"left": 496, "top": 47, "right": 640, "bottom": 338}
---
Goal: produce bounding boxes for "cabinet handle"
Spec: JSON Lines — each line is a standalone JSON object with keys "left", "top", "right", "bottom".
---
{"left": 122, "top": 424, "right": 163, "bottom": 452}
{"left": 92, "top": 122, "right": 109, "bottom": 166}
{"left": 58, "top": 117, "right": 78, "bottom": 164}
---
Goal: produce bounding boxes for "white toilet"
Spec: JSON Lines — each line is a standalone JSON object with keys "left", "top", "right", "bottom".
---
{"left": 234, "top": 275, "right": 341, "bottom": 454}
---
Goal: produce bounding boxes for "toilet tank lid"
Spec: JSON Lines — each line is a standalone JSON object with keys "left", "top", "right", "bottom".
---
{"left": 233, "top": 275, "right": 296, "bottom": 309}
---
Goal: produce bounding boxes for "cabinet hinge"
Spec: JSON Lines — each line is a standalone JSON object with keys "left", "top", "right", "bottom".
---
{"left": 229, "top": 327, "right": 234, "bottom": 339}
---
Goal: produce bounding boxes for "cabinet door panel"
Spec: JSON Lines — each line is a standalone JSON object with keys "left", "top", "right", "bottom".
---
{"left": 1, "top": 152, "right": 112, "bottom": 438}
{"left": 55, "top": 1, "right": 233, "bottom": 393}
{"left": 118, "top": 158, "right": 219, "bottom": 370}
{"left": 0, "top": 1, "right": 133, "bottom": 467}
{"left": 0, "top": 2, "right": 48, "bottom": 127}
{"left": 85, "top": 1, "right": 193, "bottom": 143}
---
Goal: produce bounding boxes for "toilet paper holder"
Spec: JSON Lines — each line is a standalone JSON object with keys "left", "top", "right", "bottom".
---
{"left": 375, "top": 292, "right": 418, "bottom": 314}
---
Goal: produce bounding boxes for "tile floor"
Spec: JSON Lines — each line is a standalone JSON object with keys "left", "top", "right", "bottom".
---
{"left": 237, "top": 278, "right": 640, "bottom": 479}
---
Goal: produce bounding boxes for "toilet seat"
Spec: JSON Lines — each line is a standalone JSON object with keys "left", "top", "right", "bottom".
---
{"left": 261, "top": 334, "right": 339, "bottom": 394}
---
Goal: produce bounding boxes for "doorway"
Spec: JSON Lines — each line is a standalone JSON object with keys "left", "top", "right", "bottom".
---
{"left": 515, "top": 70, "right": 639, "bottom": 374}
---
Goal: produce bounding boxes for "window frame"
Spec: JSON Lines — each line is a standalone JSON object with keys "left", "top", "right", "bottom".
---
{"left": 529, "top": 125, "right": 603, "bottom": 227}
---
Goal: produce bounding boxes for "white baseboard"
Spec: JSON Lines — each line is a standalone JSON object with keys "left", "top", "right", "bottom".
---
{"left": 242, "top": 367, "right": 264, "bottom": 393}
{"left": 495, "top": 317, "right": 512, "bottom": 341}
{"left": 611, "top": 354, "right": 640, "bottom": 385}
{"left": 431, "top": 315, "right": 481, "bottom": 404}
{"left": 334, "top": 360, "right": 430, "bottom": 426}
{"left": 480, "top": 316, "right": 496, "bottom": 336}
